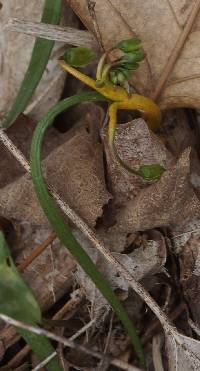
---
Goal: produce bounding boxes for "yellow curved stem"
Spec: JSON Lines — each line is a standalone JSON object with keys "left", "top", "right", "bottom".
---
{"left": 59, "top": 60, "right": 97, "bottom": 90}
{"left": 59, "top": 60, "right": 161, "bottom": 144}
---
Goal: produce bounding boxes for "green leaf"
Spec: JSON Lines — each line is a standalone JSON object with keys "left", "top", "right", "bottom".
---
{"left": 2, "top": 0, "right": 62, "bottom": 129}
{"left": 112, "top": 67, "right": 130, "bottom": 78}
{"left": 0, "top": 231, "right": 62, "bottom": 371}
{"left": 62, "top": 47, "right": 96, "bottom": 67}
{"left": 110, "top": 70, "right": 118, "bottom": 84}
{"left": 136, "top": 164, "right": 165, "bottom": 180}
{"left": 0, "top": 231, "right": 41, "bottom": 324}
{"left": 110, "top": 68, "right": 130, "bottom": 85}
{"left": 121, "top": 62, "right": 140, "bottom": 70}
{"left": 117, "top": 38, "right": 141, "bottom": 52}
{"left": 121, "top": 50, "right": 145, "bottom": 64}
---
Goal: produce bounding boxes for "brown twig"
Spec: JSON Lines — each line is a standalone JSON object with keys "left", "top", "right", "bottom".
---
{"left": 18, "top": 232, "right": 57, "bottom": 272}
{"left": 5, "top": 289, "right": 85, "bottom": 369}
{"left": 1, "top": 314, "right": 141, "bottom": 371}
{"left": 151, "top": 0, "right": 200, "bottom": 101}
{"left": 5, "top": 345, "right": 30, "bottom": 370}
{"left": 33, "top": 319, "right": 96, "bottom": 371}
{"left": 86, "top": 0, "right": 104, "bottom": 51}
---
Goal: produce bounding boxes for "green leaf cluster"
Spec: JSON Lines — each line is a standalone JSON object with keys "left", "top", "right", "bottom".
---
{"left": 110, "top": 38, "right": 145, "bottom": 86}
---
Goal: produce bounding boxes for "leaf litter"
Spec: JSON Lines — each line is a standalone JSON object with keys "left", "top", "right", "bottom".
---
{"left": 2, "top": 1, "right": 200, "bottom": 370}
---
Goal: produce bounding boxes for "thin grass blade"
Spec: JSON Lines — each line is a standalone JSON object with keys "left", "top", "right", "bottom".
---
{"left": 2, "top": 0, "right": 61, "bottom": 129}
{"left": 30, "top": 92, "right": 145, "bottom": 368}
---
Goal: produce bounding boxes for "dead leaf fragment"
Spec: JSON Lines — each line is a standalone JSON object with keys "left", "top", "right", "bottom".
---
{"left": 19, "top": 225, "right": 76, "bottom": 308}
{"left": 114, "top": 148, "right": 200, "bottom": 233}
{"left": 68, "top": 0, "right": 200, "bottom": 109}
{"left": 166, "top": 328, "right": 200, "bottom": 371}
{"left": 0, "top": 114, "right": 65, "bottom": 188}
{"left": 178, "top": 235, "right": 200, "bottom": 325}
{"left": 75, "top": 229, "right": 166, "bottom": 316}
{"left": 0, "top": 127, "right": 111, "bottom": 227}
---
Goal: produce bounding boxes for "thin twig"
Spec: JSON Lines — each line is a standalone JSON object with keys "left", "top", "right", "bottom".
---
{"left": 5, "top": 344, "right": 30, "bottom": 369}
{"left": 5, "top": 289, "right": 84, "bottom": 369}
{"left": 4, "top": 18, "right": 97, "bottom": 49}
{"left": 18, "top": 232, "right": 57, "bottom": 272}
{"left": 98, "top": 311, "right": 114, "bottom": 370}
{"left": 86, "top": 0, "right": 104, "bottom": 51}
{"left": 151, "top": 0, "right": 200, "bottom": 101}
{"left": 0, "top": 129, "right": 173, "bottom": 330}
{"left": 0, "top": 314, "right": 141, "bottom": 371}
{"left": 0, "top": 130, "right": 30, "bottom": 172}
{"left": 32, "top": 319, "right": 96, "bottom": 371}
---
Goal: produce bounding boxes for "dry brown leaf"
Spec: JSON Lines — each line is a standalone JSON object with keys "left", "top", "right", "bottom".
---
{"left": 178, "top": 234, "right": 200, "bottom": 325}
{"left": 16, "top": 223, "right": 76, "bottom": 308}
{"left": 171, "top": 218, "right": 200, "bottom": 253}
{"left": 68, "top": 0, "right": 200, "bottom": 109}
{"left": 0, "top": 114, "right": 66, "bottom": 188}
{"left": 168, "top": 211, "right": 200, "bottom": 326}
{"left": 114, "top": 147, "right": 200, "bottom": 233}
{"left": 0, "top": 126, "right": 111, "bottom": 227}
{"left": 103, "top": 118, "right": 173, "bottom": 206}
{"left": 166, "top": 328, "right": 200, "bottom": 371}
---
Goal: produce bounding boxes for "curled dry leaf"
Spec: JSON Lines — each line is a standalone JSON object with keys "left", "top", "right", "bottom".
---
{"left": 0, "top": 1, "right": 78, "bottom": 121}
{"left": 68, "top": 0, "right": 200, "bottom": 109}
{"left": 103, "top": 118, "right": 173, "bottom": 206}
{"left": 0, "top": 126, "right": 111, "bottom": 227}
{"left": 114, "top": 147, "right": 200, "bottom": 233}
{"left": 166, "top": 327, "right": 200, "bottom": 371}
{"left": 74, "top": 229, "right": 166, "bottom": 317}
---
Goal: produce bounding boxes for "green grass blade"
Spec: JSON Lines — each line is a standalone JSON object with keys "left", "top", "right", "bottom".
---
{"left": 0, "top": 231, "right": 62, "bottom": 371}
{"left": 30, "top": 92, "right": 145, "bottom": 368}
{"left": 2, "top": 0, "right": 62, "bottom": 129}
{"left": 18, "top": 328, "right": 62, "bottom": 371}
